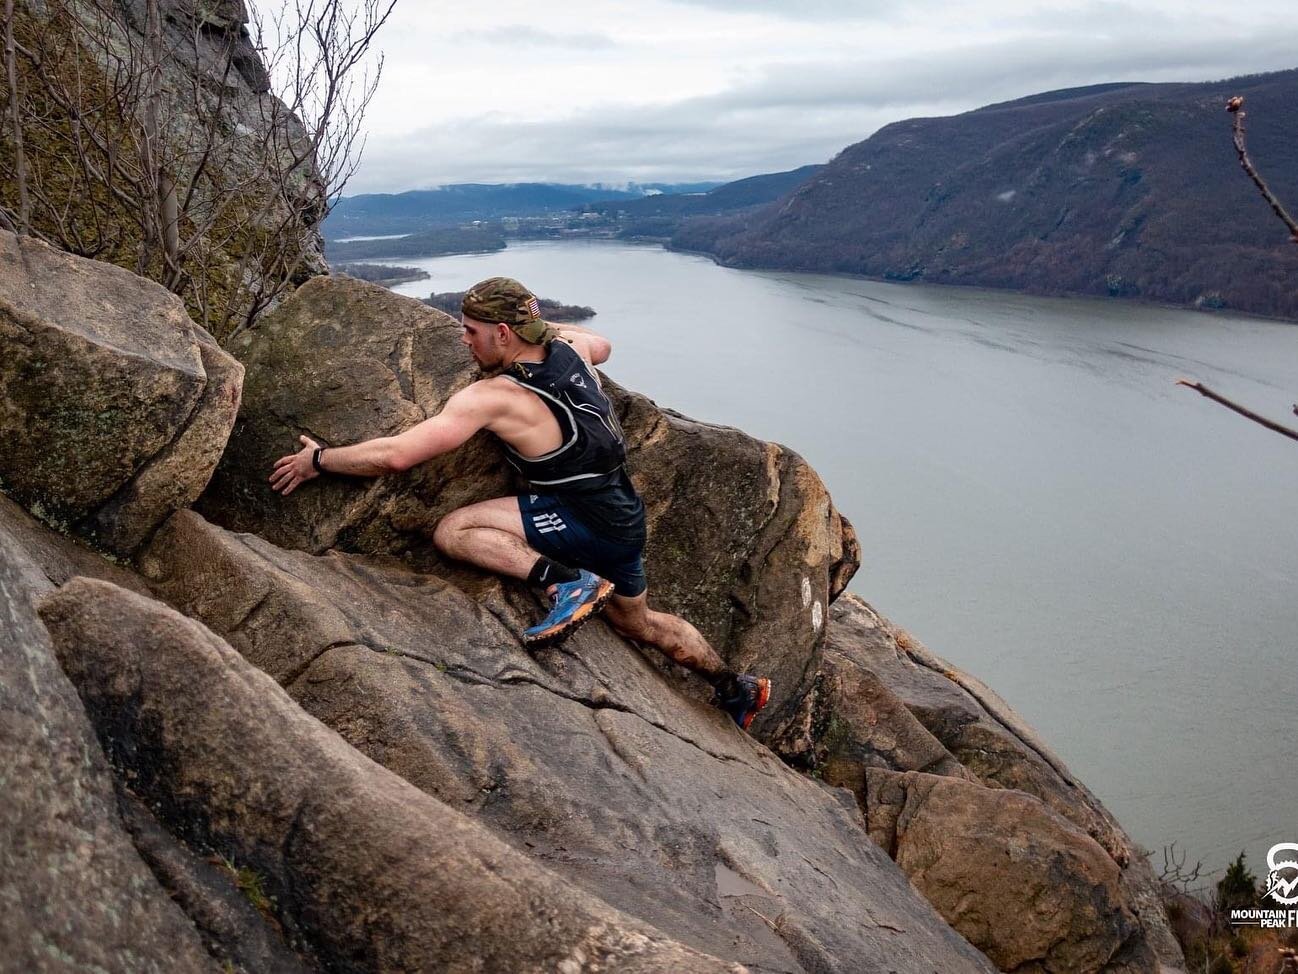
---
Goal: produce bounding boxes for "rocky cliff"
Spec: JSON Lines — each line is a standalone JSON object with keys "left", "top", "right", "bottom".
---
{"left": 2, "top": 0, "right": 326, "bottom": 339}
{"left": 673, "top": 69, "right": 1298, "bottom": 320}
{"left": 0, "top": 229, "right": 1189, "bottom": 973}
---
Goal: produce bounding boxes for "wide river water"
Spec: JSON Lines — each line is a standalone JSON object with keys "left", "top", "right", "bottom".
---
{"left": 383, "top": 238, "right": 1297, "bottom": 879}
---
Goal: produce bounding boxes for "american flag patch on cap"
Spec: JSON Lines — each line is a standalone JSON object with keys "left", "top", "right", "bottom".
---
{"left": 525, "top": 296, "right": 540, "bottom": 318}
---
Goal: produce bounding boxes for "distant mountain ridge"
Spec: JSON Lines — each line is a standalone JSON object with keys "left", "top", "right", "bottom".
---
{"left": 324, "top": 181, "right": 721, "bottom": 238}
{"left": 668, "top": 165, "right": 822, "bottom": 208}
{"left": 586, "top": 165, "right": 823, "bottom": 238}
{"left": 674, "top": 69, "right": 1298, "bottom": 320}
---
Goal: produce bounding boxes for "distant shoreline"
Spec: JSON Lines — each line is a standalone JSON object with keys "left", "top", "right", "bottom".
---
{"left": 333, "top": 262, "right": 432, "bottom": 288}
{"left": 353, "top": 236, "right": 1298, "bottom": 326}
{"left": 662, "top": 242, "right": 1298, "bottom": 328}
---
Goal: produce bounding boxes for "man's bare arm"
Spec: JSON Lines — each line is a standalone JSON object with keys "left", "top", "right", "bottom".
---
{"left": 269, "top": 385, "right": 498, "bottom": 494}
{"left": 553, "top": 324, "right": 612, "bottom": 365}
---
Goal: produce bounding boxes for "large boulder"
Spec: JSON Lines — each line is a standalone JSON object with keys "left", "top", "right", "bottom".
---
{"left": 138, "top": 508, "right": 996, "bottom": 974}
{"left": 0, "top": 504, "right": 218, "bottom": 972}
{"left": 0, "top": 231, "right": 242, "bottom": 554}
{"left": 867, "top": 769, "right": 1148, "bottom": 973}
{"left": 37, "top": 576, "right": 757, "bottom": 973}
{"left": 775, "top": 594, "right": 1184, "bottom": 972}
{"left": 198, "top": 274, "right": 859, "bottom": 733}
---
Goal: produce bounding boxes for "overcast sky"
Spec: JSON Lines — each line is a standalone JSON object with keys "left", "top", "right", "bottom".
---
{"left": 343, "top": 0, "right": 1298, "bottom": 194}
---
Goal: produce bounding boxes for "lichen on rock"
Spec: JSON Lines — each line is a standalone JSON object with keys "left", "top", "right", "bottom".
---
{"left": 0, "top": 230, "right": 242, "bottom": 555}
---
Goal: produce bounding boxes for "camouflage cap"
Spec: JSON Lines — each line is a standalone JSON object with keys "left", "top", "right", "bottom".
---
{"left": 461, "top": 276, "right": 557, "bottom": 344}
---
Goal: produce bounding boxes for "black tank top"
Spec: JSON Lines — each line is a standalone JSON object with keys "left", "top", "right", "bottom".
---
{"left": 501, "top": 340, "right": 627, "bottom": 486}
{"left": 502, "top": 341, "right": 645, "bottom": 545}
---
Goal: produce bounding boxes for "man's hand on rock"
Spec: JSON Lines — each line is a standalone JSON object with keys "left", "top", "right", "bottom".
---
{"left": 270, "top": 435, "right": 321, "bottom": 495}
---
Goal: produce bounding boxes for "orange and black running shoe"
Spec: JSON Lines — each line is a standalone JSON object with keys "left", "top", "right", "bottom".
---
{"left": 713, "top": 674, "right": 771, "bottom": 730}
{"left": 521, "top": 570, "right": 615, "bottom": 648}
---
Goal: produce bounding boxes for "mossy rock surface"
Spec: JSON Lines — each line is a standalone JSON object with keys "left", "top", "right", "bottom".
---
{"left": 0, "top": 231, "right": 242, "bottom": 554}
{"left": 0, "top": 232, "right": 203, "bottom": 516}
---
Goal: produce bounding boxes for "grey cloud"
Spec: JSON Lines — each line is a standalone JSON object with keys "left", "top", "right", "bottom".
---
{"left": 452, "top": 25, "right": 619, "bottom": 50}
{"left": 350, "top": 24, "right": 1297, "bottom": 192}
{"left": 706, "top": 29, "right": 1298, "bottom": 113}
{"left": 350, "top": 105, "right": 859, "bottom": 191}
{"left": 1002, "top": 1, "right": 1182, "bottom": 34}
{"left": 664, "top": 0, "right": 896, "bottom": 20}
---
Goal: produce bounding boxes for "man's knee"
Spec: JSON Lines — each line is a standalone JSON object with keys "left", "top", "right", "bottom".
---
{"left": 432, "top": 509, "right": 467, "bottom": 555}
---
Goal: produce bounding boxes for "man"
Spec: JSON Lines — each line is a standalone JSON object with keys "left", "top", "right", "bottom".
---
{"left": 270, "top": 276, "right": 770, "bottom": 730}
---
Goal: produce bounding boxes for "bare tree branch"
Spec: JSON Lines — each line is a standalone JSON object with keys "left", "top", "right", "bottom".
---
{"left": 1175, "top": 378, "right": 1298, "bottom": 442}
{"left": 4, "top": 0, "right": 31, "bottom": 232}
{"left": 1226, "top": 96, "right": 1298, "bottom": 243}
{"left": 1174, "top": 101, "right": 1298, "bottom": 443}
{"left": 1158, "top": 843, "right": 1209, "bottom": 898}
{"left": 7, "top": 0, "right": 395, "bottom": 340}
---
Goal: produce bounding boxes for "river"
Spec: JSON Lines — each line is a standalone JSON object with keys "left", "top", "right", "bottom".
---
{"left": 381, "top": 238, "right": 1298, "bottom": 880}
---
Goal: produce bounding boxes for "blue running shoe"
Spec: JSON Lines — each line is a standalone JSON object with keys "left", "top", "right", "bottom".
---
{"left": 712, "top": 674, "right": 771, "bottom": 731}
{"left": 522, "top": 570, "right": 615, "bottom": 648}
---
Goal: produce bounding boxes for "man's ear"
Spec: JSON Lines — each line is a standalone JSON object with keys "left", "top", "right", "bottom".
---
{"left": 495, "top": 322, "right": 513, "bottom": 345}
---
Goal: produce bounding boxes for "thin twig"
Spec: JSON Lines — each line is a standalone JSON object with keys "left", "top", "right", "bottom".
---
{"left": 739, "top": 902, "right": 781, "bottom": 933}
{"left": 1227, "top": 96, "right": 1298, "bottom": 243}
{"left": 1175, "top": 378, "right": 1298, "bottom": 442}
{"left": 5, "top": 0, "right": 31, "bottom": 232}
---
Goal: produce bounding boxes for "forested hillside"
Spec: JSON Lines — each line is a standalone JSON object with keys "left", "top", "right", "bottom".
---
{"left": 323, "top": 181, "right": 719, "bottom": 238}
{"left": 675, "top": 70, "right": 1298, "bottom": 319}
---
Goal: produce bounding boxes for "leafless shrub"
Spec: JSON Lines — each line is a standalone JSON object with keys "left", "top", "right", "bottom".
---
{"left": 1, "top": 0, "right": 395, "bottom": 341}
{"left": 1161, "top": 842, "right": 1209, "bottom": 895}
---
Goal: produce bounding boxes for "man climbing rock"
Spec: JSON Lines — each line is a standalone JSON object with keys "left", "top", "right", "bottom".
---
{"left": 270, "top": 276, "right": 770, "bottom": 730}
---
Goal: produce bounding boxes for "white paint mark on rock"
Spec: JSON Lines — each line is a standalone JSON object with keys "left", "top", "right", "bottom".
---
{"left": 812, "top": 600, "right": 824, "bottom": 632}
{"left": 801, "top": 577, "right": 812, "bottom": 608}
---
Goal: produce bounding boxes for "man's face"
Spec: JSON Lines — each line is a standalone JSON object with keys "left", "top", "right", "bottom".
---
{"left": 461, "top": 315, "right": 507, "bottom": 370}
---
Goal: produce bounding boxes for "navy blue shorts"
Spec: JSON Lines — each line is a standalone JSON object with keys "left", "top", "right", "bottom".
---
{"left": 519, "top": 494, "right": 647, "bottom": 597}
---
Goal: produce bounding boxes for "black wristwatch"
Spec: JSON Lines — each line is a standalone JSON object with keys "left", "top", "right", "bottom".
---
{"left": 311, "top": 446, "right": 326, "bottom": 473}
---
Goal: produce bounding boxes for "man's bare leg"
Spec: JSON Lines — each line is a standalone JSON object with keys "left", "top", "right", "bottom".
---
{"left": 602, "top": 591, "right": 727, "bottom": 676}
{"left": 432, "top": 497, "right": 538, "bottom": 580}
{"left": 438, "top": 511, "right": 767, "bottom": 724}
{"left": 433, "top": 497, "right": 614, "bottom": 647}
{"left": 603, "top": 591, "right": 771, "bottom": 729}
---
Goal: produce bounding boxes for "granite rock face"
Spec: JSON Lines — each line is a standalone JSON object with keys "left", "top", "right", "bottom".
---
{"left": 0, "top": 249, "right": 1189, "bottom": 972}
{"left": 38, "top": 576, "right": 761, "bottom": 974}
{"left": 774, "top": 594, "right": 1184, "bottom": 973}
{"left": 0, "top": 506, "right": 218, "bottom": 972}
{"left": 138, "top": 509, "right": 997, "bottom": 974}
{"left": 0, "top": 231, "right": 242, "bottom": 554}
{"left": 199, "top": 274, "right": 859, "bottom": 734}
{"left": 867, "top": 769, "right": 1144, "bottom": 973}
